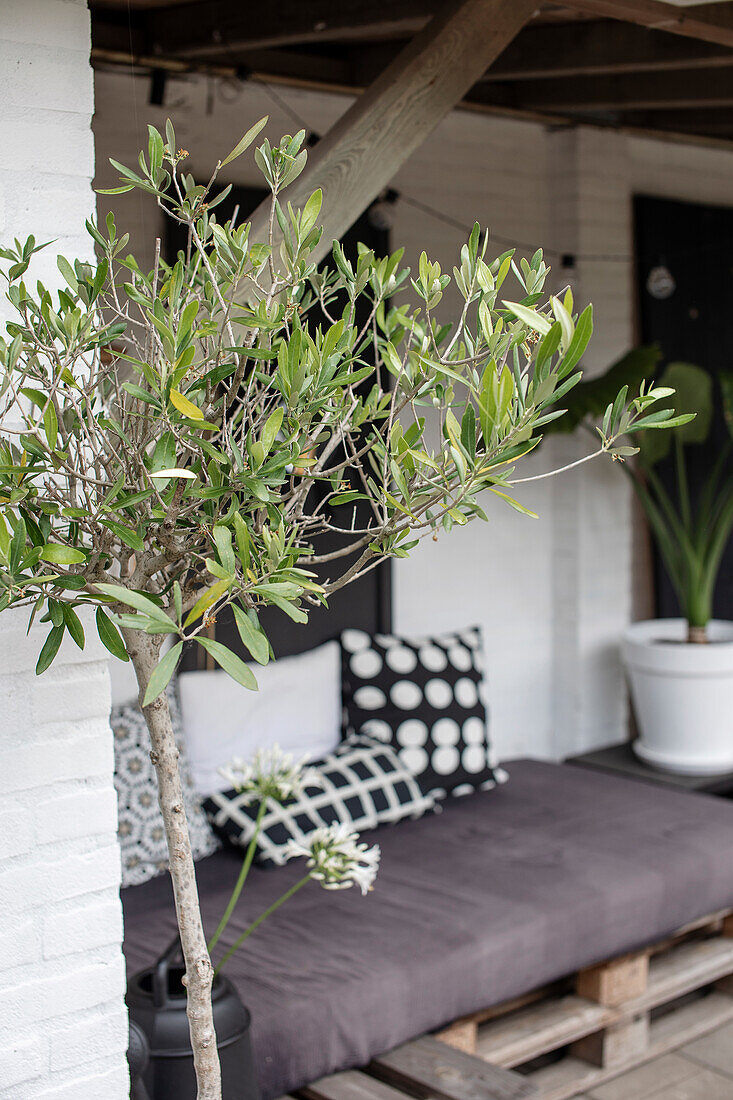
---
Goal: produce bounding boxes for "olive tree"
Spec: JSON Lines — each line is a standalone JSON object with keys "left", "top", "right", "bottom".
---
{"left": 0, "top": 119, "right": 684, "bottom": 1099}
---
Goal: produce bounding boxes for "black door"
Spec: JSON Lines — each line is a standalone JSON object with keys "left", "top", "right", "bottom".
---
{"left": 634, "top": 194, "right": 733, "bottom": 621}
{"left": 167, "top": 186, "right": 392, "bottom": 665}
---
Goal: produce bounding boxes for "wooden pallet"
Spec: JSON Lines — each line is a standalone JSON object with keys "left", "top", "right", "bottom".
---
{"left": 435, "top": 909, "right": 733, "bottom": 1100}
{"left": 294, "top": 1036, "right": 538, "bottom": 1100}
{"left": 281, "top": 910, "right": 733, "bottom": 1100}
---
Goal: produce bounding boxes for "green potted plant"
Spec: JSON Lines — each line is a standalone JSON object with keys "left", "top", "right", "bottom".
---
{"left": 0, "top": 119, "right": 682, "bottom": 1100}
{"left": 555, "top": 352, "right": 732, "bottom": 774}
{"left": 624, "top": 361, "right": 733, "bottom": 774}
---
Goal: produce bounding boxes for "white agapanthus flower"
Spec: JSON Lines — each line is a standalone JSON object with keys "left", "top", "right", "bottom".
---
{"left": 283, "top": 823, "right": 380, "bottom": 895}
{"left": 217, "top": 744, "right": 319, "bottom": 803}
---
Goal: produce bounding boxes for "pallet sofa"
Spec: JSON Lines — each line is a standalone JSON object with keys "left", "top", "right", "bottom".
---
{"left": 122, "top": 757, "right": 733, "bottom": 1100}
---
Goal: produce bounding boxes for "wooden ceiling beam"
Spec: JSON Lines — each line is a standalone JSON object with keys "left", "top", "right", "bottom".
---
{"left": 614, "top": 106, "right": 733, "bottom": 135}
{"left": 483, "top": 18, "right": 733, "bottom": 80}
{"left": 475, "top": 66, "right": 733, "bottom": 112}
{"left": 89, "top": 1, "right": 733, "bottom": 151}
{"left": 88, "top": 47, "right": 733, "bottom": 152}
{"left": 214, "top": 48, "right": 354, "bottom": 87}
{"left": 242, "top": 0, "right": 536, "bottom": 269}
{"left": 565, "top": 0, "right": 733, "bottom": 50}
{"left": 145, "top": 0, "right": 439, "bottom": 58}
{"left": 351, "top": 21, "right": 733, "bottom": 85}
{"left": 91, "top": 7, "right": 733, "bottom": 85}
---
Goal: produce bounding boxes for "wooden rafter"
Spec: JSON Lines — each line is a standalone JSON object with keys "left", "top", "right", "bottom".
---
{"left": 88, "top": 0, "right": 733, "bottom": 149}
{"left": 614, "top": 106, "right": 733, "bottom": 136}
{"left": 145, "top": 0, "right": 439, "bottom": 57}
{"left": 243, "top": 0, "right": 536, "bottom": 266}
{"left": 348, "top": 21, "right": 733, "bottom": 85}
{"left": 476, "top": 67, "right": 733, "bottom": 113}
{"left": 89, "top": 49, "right": 733, "bottom": 151}
{"left": 207, "top": 47, "right": 353, "bottom": 88}
{"left": 566, "top": 0, "right": 733, "bottom": 50}
{"left": 91, "top": 18, "right": 733, "bottom": 87}
{"left": 103, "top": 0, "right": 733, "bottom": 57}
{"left": 482, "top": 19, "right": 733, "bottom": 80}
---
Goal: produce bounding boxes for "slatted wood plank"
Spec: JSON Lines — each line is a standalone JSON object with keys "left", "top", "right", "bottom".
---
{"left": 475, "top": 995, "right": 614, "bottom": 1068}
{"left": 445, "top": 984, "right": 564, "bottom": 1032}
{"left": 631, "top": 936, "right": 733, "bottom": 1013}
{"left": 471, "top": 928, "right": 733, "bottom": 1070}
{"left": 435, "top": 986, "right": 567, "bottom": 1056}
{"left": 300, "top": 1070, "right": 410, "bottom": 1100}
{"left": 650, "top": 991, "right": 733, "bottom": 1051}
{"left": 370, "top": 1035, "right": 538, "bottom": 1100}
{"left": 527, "top": 992, "right": 733, "bottom": 1100}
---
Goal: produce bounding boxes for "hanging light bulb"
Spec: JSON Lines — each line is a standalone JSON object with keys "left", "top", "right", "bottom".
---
{"left": 646, "top": 264, "right": 676, "bottom": 301}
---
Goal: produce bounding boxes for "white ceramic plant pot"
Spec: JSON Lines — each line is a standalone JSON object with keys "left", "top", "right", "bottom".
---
{"left": 623, "top": 618, "right": 733, "bottom": 776}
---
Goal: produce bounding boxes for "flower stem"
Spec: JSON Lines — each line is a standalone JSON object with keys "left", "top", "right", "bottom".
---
{"left": 214, "top": 874, "right": 312, "bottom": 976}
{"left": 208, "top": 799, "right": 267, "bottom": 956}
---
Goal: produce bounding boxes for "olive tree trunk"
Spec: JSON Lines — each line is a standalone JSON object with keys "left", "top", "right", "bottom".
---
{"left": 123, "top": 629, "right": 222, "bottom": 1100}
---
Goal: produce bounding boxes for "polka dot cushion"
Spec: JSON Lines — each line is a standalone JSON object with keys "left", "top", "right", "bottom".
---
{"left": 340, "top": 626, "right": 508, "bottom": 799}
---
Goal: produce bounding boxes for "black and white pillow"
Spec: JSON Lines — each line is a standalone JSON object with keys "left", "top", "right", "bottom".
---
{"left": 113, "top": 686, "right": 219, "bottom": 888}
{"left": 340, "top": 626, "right": 507, "bottom": 799}
{"left": 203, "top": 735, "right": 436, "bottom": 867}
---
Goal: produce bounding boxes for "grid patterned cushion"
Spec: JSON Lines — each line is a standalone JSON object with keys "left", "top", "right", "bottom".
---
{"left": 340, "top": 625, "right": 507, "bottom": 799}
{"left": 203, "top": 736, "right": 436, "bottom": 867}
{"left": 113, "top": 686, "right": 219, "bottom": 887}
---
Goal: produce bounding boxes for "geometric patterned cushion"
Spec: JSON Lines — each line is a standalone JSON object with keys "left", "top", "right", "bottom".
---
{"left": 203, "top": 735, "right": 436, "bottom": 868}
{"left": 340, "top": 625, "right": 508, "bottom": 800}
{"left": 112, "top": 685, "right": 219, "bottom": 888}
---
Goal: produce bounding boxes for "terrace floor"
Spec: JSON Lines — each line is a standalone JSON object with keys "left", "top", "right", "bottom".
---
{"left": 574, "top": 1020, "right": 733, "bottom": 1099}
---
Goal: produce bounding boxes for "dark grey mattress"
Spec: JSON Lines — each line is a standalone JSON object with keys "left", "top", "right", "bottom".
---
{"left": 122, "top": 759, "right": 733, "bottom": 1098}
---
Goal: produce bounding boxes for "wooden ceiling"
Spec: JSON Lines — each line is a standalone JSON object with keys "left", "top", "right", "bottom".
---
{"left": 89, "top": 0, "right": 733, "bottom": 146}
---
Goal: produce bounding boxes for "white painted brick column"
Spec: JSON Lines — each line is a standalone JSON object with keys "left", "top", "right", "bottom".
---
{"left": 0, "top": 612, "right": 129, "bottom": 1099}
{"left": 0, "top": 2, "right": 130, "bottom": 1097}
{"left": 547, "top": 128, "right": 635, "bottom": 757}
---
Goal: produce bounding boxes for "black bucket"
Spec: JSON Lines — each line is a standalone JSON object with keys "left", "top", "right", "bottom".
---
{"left": 127, "top": 938, "right": 260, "bottom": 1100}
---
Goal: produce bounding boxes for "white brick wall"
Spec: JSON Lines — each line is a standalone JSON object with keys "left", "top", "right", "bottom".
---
{"left": 0, "top": 612, "right": 129, "bottom": 1098}
{"left": 0, "top": 4, "right": 130, "bottom": 1098}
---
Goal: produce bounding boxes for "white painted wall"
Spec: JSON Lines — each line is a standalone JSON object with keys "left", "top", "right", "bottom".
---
{"left": 0, "top": 4, "right": 129, "bottom": 1097}
{"left": 91, "top": 70, "right": 733, "bottom": 763}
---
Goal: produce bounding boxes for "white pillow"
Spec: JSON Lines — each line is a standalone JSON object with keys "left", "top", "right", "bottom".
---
{"left": 178, "top": 640, "right": 341, "bottom": 795}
